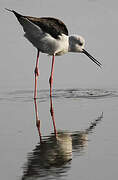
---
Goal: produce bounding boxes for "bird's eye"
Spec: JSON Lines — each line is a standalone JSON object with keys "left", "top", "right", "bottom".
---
{"left": 79, "top": 41, "right": 83, "bottom": 46}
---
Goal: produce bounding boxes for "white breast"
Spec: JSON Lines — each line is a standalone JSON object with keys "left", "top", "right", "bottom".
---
{"left": 55, "top": 34, "right": 69, "bottom": 56}
{"left": 20, "top": 17, "right": 69, "bottom": 55}
{"left": 39, "top": 33, "right": 69, "bottom": 56}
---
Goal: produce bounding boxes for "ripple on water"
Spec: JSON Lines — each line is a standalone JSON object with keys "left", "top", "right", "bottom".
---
{"left": 52, "top": 88, "right": 118, "bottom": 100}
{"left": 0, "top": 88, "right": 118, "bottom": 103}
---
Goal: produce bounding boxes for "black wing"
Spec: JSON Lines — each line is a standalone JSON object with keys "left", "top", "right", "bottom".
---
{"left": 27, "top": 17, "right": 69, "bottom": 39}
{"left": 9, "top": 10, "right": 69, "bottom": 39}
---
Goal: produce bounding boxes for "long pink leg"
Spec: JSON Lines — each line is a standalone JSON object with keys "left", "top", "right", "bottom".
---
{"left": 34, "top": 50, "right": 40, "bottom": 99}
{"left": 49, "top": 55, "right": 55, "bottom": 97}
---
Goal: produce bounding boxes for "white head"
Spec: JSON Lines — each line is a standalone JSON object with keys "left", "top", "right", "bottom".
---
{"left": 69, "top": 35, "right": 101, "bottom": 67}
{"left": 69, "top": 35, "right": 85, "bottom": 52}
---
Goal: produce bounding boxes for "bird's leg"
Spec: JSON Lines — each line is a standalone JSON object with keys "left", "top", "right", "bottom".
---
{"left": 34, "top": 50, "right": 40, "bottom": 99}
{"left": 49, "top": 55, "right": 55, "bottom": 97}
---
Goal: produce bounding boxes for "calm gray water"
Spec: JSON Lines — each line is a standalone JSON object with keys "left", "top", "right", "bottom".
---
{"left": 0, "top": 89, "right": 118, "bottom": 180}
{"left": 1, "top": 0, "right": 118, "bottom": 179}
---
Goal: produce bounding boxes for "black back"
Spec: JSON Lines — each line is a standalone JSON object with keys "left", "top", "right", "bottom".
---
{"left": 13, "top": 11, "right": 69, "bottom": 39}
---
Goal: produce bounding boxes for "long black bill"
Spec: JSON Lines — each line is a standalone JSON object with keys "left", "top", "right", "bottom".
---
{"left": 82, "top": 49, "right": 102, "bottom": 68}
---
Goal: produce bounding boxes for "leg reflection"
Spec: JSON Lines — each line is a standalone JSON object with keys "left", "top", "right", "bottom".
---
{"left": 50, "top": 96, "right": 57, "bottom": 136}
{"left": 34, "top": 96, "right": 57, "bottom": 140}
{"left": 23, "top": 100, "right": 103, "bottom": 180}
{"left": 34, "top": 99, "right": 42, "bottom": 142}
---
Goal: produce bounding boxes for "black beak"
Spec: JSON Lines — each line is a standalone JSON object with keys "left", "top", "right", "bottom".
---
{"left": 82, "top": 49, "right": 102, "bottom": 68}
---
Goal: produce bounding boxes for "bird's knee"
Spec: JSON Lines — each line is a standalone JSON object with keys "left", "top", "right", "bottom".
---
{"left": 36, "top": 120, "right": 40, "bottom": 128}
{"left": 34, "top": 67, "right": 39, "bottom": 76}
{"left": 49, "top": 76, "right": 51, "bottom": 85}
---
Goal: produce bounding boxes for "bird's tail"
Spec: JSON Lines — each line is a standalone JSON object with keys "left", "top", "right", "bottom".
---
{"left": 5, "top": 8, "right": 13, "bottom": 13}
{"left": 5, "top": 8, "right": 23, "bottom": 21}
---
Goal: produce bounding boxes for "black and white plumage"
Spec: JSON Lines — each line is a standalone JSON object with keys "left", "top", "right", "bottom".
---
{"left": 7, "top": 9, "right": 69, "bottom": 56}
{"left": 6, "top": 9, "right": 102, "bottom": 98}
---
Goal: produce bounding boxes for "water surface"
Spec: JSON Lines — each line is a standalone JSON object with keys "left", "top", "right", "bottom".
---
{"left": 0, "top": 88, "right": 118, "bottom": 180}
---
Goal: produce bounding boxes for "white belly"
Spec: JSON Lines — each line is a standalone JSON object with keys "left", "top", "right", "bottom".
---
{"left": 25, "top": 32, "right": 69, "bottom": 56}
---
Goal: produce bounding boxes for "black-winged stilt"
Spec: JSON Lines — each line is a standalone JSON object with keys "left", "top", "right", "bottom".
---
{"left": 6, "top": 9, "right": 102, "bottom": 99}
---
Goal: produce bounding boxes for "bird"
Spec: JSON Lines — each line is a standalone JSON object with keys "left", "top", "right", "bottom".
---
{"left": 5, "top": 9, "right": 102, "bottom": 99}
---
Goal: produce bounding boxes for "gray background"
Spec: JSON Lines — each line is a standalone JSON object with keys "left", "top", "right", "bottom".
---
{"left": 1, "top": 0, "right": 118, "bottom": 91}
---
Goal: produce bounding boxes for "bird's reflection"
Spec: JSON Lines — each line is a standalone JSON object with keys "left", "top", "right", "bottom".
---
{"left": 21, "top": 97, "right": 103, "bottom": 180}
{"left": 34, "top": 99, "right": 42, "bottom": 142}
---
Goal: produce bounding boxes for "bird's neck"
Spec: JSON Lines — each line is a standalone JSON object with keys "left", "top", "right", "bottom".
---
{"left": 68, "top": 35, "right": 76, "bottom": 52}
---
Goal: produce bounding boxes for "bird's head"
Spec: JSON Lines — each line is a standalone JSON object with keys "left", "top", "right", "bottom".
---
{"left": 69, "top": 35, "right": 85, "bottom": 52}
{"left": 69, "top": 35, "right": 101, "bottom": 68}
